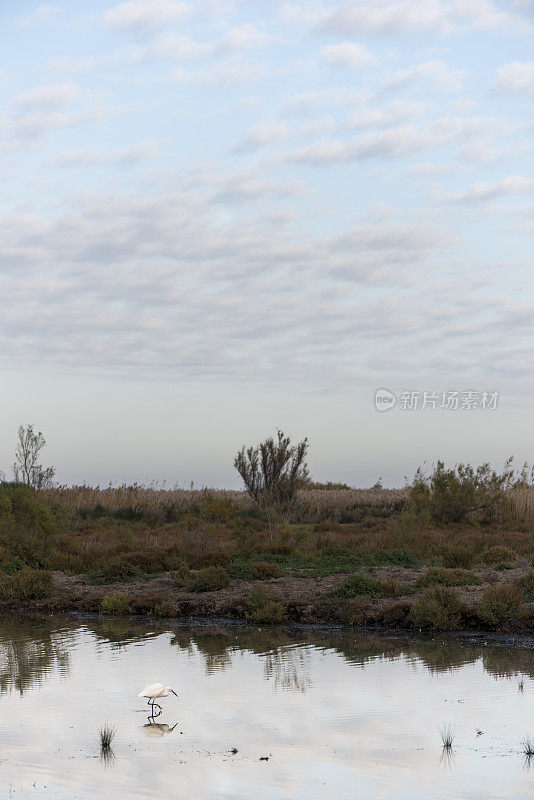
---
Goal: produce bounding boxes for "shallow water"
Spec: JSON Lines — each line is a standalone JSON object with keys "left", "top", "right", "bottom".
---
{"left": 0, "top": 615, "right": 532, "bottom": 799}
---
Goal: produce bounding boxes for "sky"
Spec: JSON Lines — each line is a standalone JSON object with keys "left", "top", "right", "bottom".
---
{"left": 0, "top": 0, "right": 533, "bottom": 488}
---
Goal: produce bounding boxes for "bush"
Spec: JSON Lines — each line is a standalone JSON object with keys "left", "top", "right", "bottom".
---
{"left": 240, "top": 586, "right": 287, "bottom": 624}
{"left": 514, "top": 571, "right": 534, "bottom": 602}
{"left": 334, "top": 572, "right": 388, "bottom": 599}
{"left": 478, "top": 584, "right": 521, "bottom": 626}
{"left": 189, "top": 566, "right": 230, "bottom": 592}
{"left": 101, "top": 592, "right": 131, "bottom": 615}
{"left": 411, "top": 586, "right": 462, "bottom": 631}
{"left": 0, "top": 568, "right": 53, "bottom": 603}
{"left": 188, "top": 552, "right": 230, "bottom": 570}
{"left": 480, "top": 546, "right": 518, "bottom": 566}
{"left": 248, "top": 562, "right": 284, "bottom": 580}
{"left": 170, "top": 564, "right": 191, "bottom": 587}
{"left": 442, "top": 545, "right": 475, "bottom": 569}
{"left": 408, "top": 460, "right": 514, "bottom": 525}
{"left": 336, "top": 597, "right": 368, "bottom": 625}
{"left": 417, "top": 568, "right": 482, "bottom": 587}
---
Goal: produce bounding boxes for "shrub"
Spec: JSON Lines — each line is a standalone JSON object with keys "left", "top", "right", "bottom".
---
{"left": 417, "top": 568, "right": 482, "bottom": 587}
{"left": 189, "top": 566, "right": 230, "bottom": 592}
{"left": 408, "top": 460, "right": 515, "bottom": 525}
{"left": 234, "top": 429, "right": 309, "bottom": 518}
{"left": 514, "top": 571, "right": 534, "bottom": 602}
{"left": 480, "top": 546, "right": 518, "bottom": 566}
{"left": 442, "top": 545, "right": 475, "bottom": 569}
{"left": 248, "top": 562, "right": 284, "bottom": 580}
{"left": 411, "top": 586, "right": 462, "bottom": 631}
{"left": 336, "top": 597, "right": 368, "bottom": 625}
{"left": 0, "top": 568, "right": 53, "bottom": 603}
{"left": 334, "top": 572, "right": 387, "bottom": 599}
{"left": 478, "top": 584, "right": 521, "bottom": 626}
{"left": 170, "top": 564, "right": 191, "bottom": 587}
{"left": 240, "top": 586, "right": 287, "bottom": 625}
{"left": 188, "top": 551, "right": 230, "bottom": 570}
{"left": 101, "top": 592, "right": 131, "bottom": 615}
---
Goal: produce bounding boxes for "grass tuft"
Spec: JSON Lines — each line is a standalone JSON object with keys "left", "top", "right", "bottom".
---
{"left": 439, "top": 723, "right": 455, "bottom": 749}
{"left": 99, "top": 723, "right": 115, "bottom": 750}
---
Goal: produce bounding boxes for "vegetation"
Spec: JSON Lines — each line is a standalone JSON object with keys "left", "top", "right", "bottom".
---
{"left": 411, "top": 587, "right": 463, "bottom": 631}
{"left": 248, "top": 561, "right": 284, "bottom": 580}
{"left": 101, "top": 592, "right": 131, "bottom": 615}
{"left": 189, "top": 566, "right": 230, "bottom": 592}
{"left": 239, "top": 586, "right": 287, "bottom": 625}
{"left": 408, "top": 458, "right": 532, "bottom": 525}
{"left": 13, "top": 424, "right": 55, "bottom": 489}
{"left": 0, "top": 568, "right": 53, "bottom": 603}
{"left": 0, "top": 446, "right": 533, "bottom": 630}
{"left": 234, "top": 430, "right": 309, "bottom": 520}
{"left": 417, "top": 568, "right": 482, "bottom": 587}
{"left": 477, "top": 584, "right": 522, "bottom": 627}
{"left": 439, "top": 723, "right": 455, "bottom": 749}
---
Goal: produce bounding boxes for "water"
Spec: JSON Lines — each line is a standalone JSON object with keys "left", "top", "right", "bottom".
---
{"left": 0, "top": 614, "right": 532, "bottom": 799}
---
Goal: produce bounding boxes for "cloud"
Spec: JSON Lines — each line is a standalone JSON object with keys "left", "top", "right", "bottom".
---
{"left": 288, "top": 125, "right": 431, "bottom": 164}
{"left": 320, "top": 42, "right": 375, "bottom": 68}
{"left": 13, "top": 81, "right": 82, "bottom": 110}
{"left": 102, "top": 0, "right": 192, "bottom": 33}
{"left": 231, "top": 121, "right": 288, "bottom": 153}
{"left": 384, "top": 60, "right": 463, "bottom": 92}
{"left": 0, "top": 181, "right": 448, "bottom": 384}
{"left": 14, "top": 4, "right": 59, "bottom": 28}
{"left": 316, "top": 0, "right": 524, "bottom": 36}
{"left": 45, "top": 142, "right": 160, "bottom": 167}
{"left": 494, "top": 61, "right": 534, "bottom": 95}
{"left": 443, "top": 175, "right": 534, "bottom": 204}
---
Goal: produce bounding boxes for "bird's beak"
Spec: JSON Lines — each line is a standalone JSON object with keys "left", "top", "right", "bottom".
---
{"left": 171, "top": 690, "right": 178, "bottom": 697}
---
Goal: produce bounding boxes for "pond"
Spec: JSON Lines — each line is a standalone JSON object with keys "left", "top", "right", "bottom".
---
{"left": 0, "top": 614, "right": 532, "bottom": 799}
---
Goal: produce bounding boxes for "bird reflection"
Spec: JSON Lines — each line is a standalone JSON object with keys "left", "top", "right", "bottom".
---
{"left": 141, "top": 721, "right": 178, "bottom": 738}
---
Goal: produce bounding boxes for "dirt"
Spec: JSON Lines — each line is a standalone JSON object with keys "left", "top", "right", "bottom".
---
{"left": 13, "top": 562, "right": 533, "bottom": 634}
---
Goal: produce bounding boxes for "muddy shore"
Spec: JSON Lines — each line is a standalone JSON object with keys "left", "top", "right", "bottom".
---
{"left": 5, "top": 563, "right": 533, "bottom": 635}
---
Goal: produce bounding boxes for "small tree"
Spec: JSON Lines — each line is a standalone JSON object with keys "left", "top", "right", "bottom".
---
{"left": 13, "top": 424, "right": 55, "bottom": 490}
{"left": 234, "top": 430, "right": 309, "bottom": 523}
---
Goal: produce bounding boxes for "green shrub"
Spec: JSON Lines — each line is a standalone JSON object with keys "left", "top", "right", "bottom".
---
{"left": 101, "top": 592, "right": 131, "bottom": 615}
{"left": 417, "top": 568, "right": 482, "bottom": 587}
{"left": 478, "top": 584, "right": 521, "bottom": 626}
{"left": 411, "top": 586, "right": 462, "bottom": 630}
{"left": 240, "top": 586, "right": 287, "bottom": 625}
{"left": 442, "top": 545, "right": 475, "bottom": 569}
{"left": 480, "top": 546, "right": 518, "bottom": 566}
{"left": 334, "top": 572, "right": 387, "bottom": 599}
{"left": 0, "top": 568, "right": 53, "bottom": 603}
{"left": 189, "top": 566, "right": 230, "bottom": 592}
{"left": 248, "top": 562, "right": 284, "bottom": 580}
{"left": 514, "top": 571, "right": 534, "bottom": 602}
{"left": 408, "top": 461, "right": 513, "bottom": 525}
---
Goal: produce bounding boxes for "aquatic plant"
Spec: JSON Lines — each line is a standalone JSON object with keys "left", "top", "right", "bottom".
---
{"left": 439, "top": 723, "right": 455, "bottom": 749}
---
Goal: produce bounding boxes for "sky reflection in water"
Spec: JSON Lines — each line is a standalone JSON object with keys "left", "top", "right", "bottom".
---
{"left": 0, "top": 615, "right": 532, "bottom": 799}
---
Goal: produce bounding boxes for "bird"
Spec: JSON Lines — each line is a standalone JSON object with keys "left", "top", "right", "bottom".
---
{"left": 138, "top": 683, "right": 178, "bottom": 712}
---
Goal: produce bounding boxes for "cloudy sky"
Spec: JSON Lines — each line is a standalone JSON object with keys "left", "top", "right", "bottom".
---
{"left": 0, "top": 0, "right": 533, "bottom": 487}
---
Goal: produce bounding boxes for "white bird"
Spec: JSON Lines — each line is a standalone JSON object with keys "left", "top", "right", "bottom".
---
{"left": 138, "top": 682, "right": 178, "bottom": 711}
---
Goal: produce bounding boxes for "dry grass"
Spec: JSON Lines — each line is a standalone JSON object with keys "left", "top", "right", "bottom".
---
{"left": 42, "top": 484, "right": 407, "bottom": 514}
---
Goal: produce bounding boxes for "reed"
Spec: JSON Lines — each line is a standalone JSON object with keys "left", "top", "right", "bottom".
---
{"left": 439, "top": 723, "right": 455, "bottom": 749}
